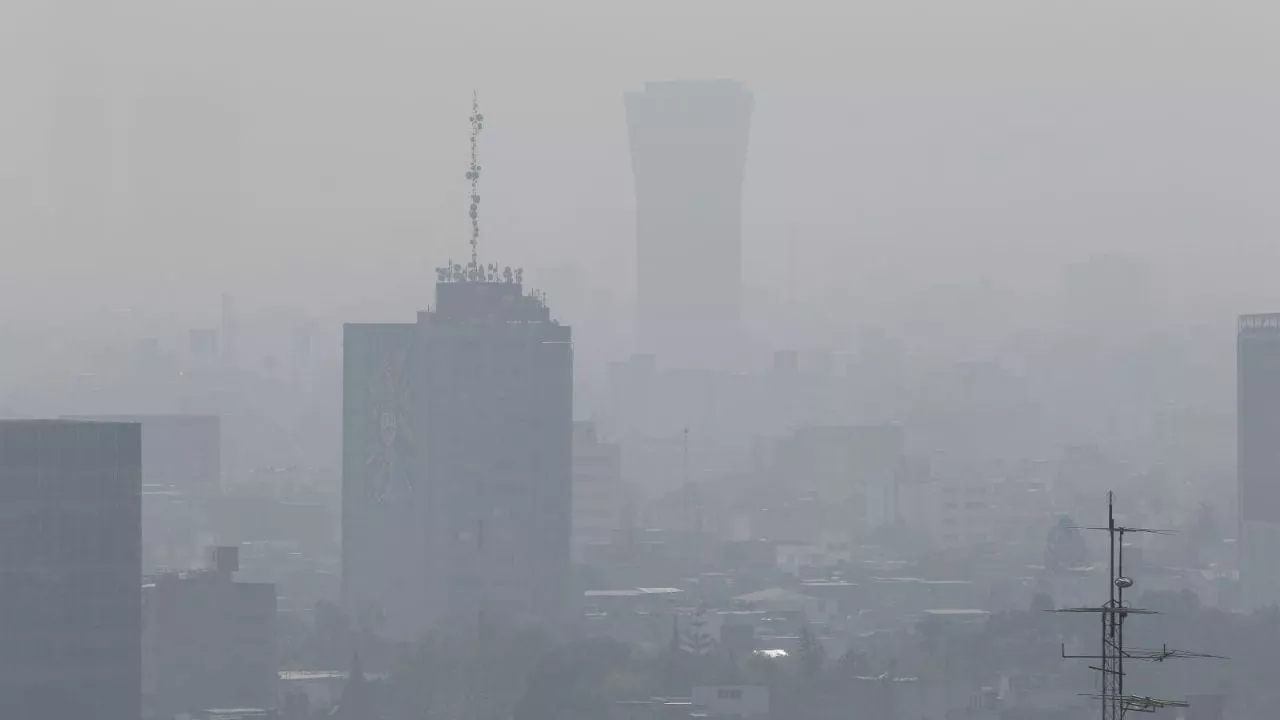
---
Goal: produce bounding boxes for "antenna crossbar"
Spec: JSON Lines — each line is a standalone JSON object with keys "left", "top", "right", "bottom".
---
{"left": 1055, "top": 493, "right": 1221, "bottom": 720}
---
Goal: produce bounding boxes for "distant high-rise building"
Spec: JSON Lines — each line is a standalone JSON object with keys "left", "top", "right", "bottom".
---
{"left": 626, "top": 80, "right": 753, "bottom": 370}
{"left": 220, "top": 293, "right": 237, "bottom": 368}
{"left": 0, "top": 420, "right": 141, "bottom": 720}
{"left": 343, "top": 273, "right": 573, "bottom": 638}
{"left": 1239, "top": 313, "right": 1280, "bottom": 610}
{"left": 572, "top": 422, "right": 622, "bottom": 565}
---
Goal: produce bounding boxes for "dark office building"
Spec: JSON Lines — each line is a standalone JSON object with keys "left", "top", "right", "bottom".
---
{"left": 626, "top": 80, "right": 754, "bottom": 370}
{"left": 0, "top": 420, "right": 141, "bottom": 720}
{"left": 344, "top": 273, "right": 573, "bottom": 639}
{"left": 143, "top": 547, "right": 277, "bottom": 717}
{"left": 1239, "top": 313, "right": 1280, "bottom": 609}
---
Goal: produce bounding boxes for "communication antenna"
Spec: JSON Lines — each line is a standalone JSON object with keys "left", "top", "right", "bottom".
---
{"left": 466, "top": 91, "right": 484, "bottom": 271}
{"left": 1055, "top": 492, "right": 1222, "bottom": 719}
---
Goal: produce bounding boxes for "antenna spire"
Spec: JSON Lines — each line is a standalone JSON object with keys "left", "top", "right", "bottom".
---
{"left": 1056, "top": 493, "right": 1223, "bottom": 720}
{"left": 466, "top": 91, "right": 484, "bottom": 271}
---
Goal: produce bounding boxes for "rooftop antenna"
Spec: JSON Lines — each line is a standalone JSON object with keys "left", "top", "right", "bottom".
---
{"left": 1055, "top": 492, "right": 1222, "bottom": 720}
{"left": 466, "top": 91, "right": 484, "bottom": 272}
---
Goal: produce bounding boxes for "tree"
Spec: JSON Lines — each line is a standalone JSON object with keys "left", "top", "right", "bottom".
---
{"left": 837, "top": 648, "right": 869, "bottom": 678}
{"left": 384, "top": 621, "right": 551, "bottom": 720}
{"left": 679, "top": 612, "right": 717, "bottom": 656}
{"left": 797, "top": 625, "right": 825, "bottom": 680}
{"left": 514, "top": 638, "right": 629, "bottom": 720}
{"left": 1044, "top": 515, "right": 1088, "bottom": 572}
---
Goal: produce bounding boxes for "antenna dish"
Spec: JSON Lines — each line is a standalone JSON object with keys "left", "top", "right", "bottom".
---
{"left": 1115, "top": 577, "right": 1134, "bottom": 589}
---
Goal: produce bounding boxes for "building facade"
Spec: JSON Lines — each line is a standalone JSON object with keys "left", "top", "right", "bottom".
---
{"left": 344, "top": 275, "right": 573, "bottom": 639}
{"left": 69, "top": 413, "right": 220, "bottom": 571}
{"left": 1239, "top": 313, "right": 1280, "bottom": 610}
{"left": 626, "top": 80, "right": 753, "bottom": 370}
{"left": 0, "top": 420, "right": 141, "bottom": 720}
{"left": 572, "top": 422, "right": 623, "bottom": 565}
{"left": 143, "top": 546, "right": 277, "bottom": 717}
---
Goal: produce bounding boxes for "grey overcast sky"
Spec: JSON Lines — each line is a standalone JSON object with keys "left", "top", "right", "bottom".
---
{"left": 1, "top": 0, "right": 1278, "bottom": 324}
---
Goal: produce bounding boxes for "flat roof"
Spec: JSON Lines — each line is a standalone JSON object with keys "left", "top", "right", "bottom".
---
{"left": 923, "top": 609, "right": 990, "bottom": 616}
{"left": 584, "top": 587, "right": 683, "bottom": 598}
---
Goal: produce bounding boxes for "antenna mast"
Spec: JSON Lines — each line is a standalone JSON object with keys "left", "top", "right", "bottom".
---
{"left": 466, "top": 92, "right": 484, "bottom": 271}
{"left": 1056, "top": 492, "right": 1221, "bottom": 719}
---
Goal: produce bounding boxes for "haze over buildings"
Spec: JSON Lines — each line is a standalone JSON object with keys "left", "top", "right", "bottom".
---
{"left": 8, "top": 1, "right": 1280, "bottom": 717}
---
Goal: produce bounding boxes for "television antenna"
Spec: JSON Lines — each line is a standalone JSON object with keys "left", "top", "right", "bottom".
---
{"left": 1056, "top": 492, "right": 1222, "bottom": 719}
{"left": 466, "top": 91, "right": 484, "bottom": 271}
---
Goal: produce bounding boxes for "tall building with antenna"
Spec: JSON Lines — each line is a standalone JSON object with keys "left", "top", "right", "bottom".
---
{"left": 626, "top": 80, "right": 753, "bottom": 370}
{"left": 342, "top": 98, "right": 573, "bottom": 638}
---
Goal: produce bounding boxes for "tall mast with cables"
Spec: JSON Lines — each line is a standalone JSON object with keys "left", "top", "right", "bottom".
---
{"left": 466, "top": 92, "right": 484, "bottom": 271}
{"left": 1056, "top": 493, "right": 1221, "bottom": 719}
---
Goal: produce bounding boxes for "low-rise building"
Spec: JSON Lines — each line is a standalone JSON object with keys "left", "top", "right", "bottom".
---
{"left": 144, "top": 546, "right": 277, "bottom": 717}
{"left": 692, "top": 686, "right": 769, "bottom": 719}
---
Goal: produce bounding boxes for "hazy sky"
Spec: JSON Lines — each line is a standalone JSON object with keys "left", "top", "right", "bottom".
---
{"left": 2, "top": 0, "right": 1279, "bottom": 328}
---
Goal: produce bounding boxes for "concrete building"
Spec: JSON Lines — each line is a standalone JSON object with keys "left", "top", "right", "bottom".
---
{"left": 1238, "top": 313, "right": 1280, "bottom": 610}
{"left": 68, "top": 414, "right": 220, "bottom": 491}
{"left": 143, "top": 546, "right": 277, "bottom": 717}
{"left": 0, "top": 420, "right": 141, "bottom": 720}
{"left": 770, "top": 424, "right": 903, "bottom": 528}
{"left": 573, "top": 421, "right": 623, "bottom": 564}
{"left": 344, "top": 272, "right": 573, "bottom": 638}
{"left": 626, "top": 80, "right": 753, "bottom": 370}
{"left": 69, "top": 413, "right": 220, "bottom": 571}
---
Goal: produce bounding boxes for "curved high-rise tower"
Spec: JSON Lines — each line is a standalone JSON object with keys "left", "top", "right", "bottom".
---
{"left": 626, "top": 80, "right": 753, "bottom": 370}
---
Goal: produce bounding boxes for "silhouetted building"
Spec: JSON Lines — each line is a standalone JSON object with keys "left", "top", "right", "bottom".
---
{"left": 0, "top": 420, "right": 141, "bottom": 720}
{"left": 626, "top": 80, "right": 753, "bottom": 370}
{"left": 143, "top": 546, "right": 277, "bottom": 717}
{"left": 1239, "top": 313, "right": 1280, "bottom": 610}
{"left": 344, "top": 274, "right": 573, "bottom": 638}
{"left": 49, "top": 0, "right": 115, "bottom": 253}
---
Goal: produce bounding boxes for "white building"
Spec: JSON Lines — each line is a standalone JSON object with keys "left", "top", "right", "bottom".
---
{"left": 572, "top": 422, "right": 622, "bottom": 564}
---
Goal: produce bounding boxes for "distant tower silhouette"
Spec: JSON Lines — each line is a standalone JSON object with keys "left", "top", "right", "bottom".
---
{"left": 1239, "top": 313, "right": 1280, "bottom": 609}
{"left": 626, "top": 80, "right": 753, "bottom": 370}
{"left": 48, "top": 0, "right": 117, "bottom": 253}
{"left": 220, "top": 293, "right": 236, "bottom": 368}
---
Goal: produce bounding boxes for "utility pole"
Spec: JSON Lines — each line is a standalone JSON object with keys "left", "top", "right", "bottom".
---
{"left": 1056, "top": 493, "right": 1221, "bottom": 719}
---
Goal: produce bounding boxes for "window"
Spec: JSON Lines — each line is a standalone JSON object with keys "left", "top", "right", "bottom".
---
{"left": 718, "top": 688, "right": 743, "bottom": 701}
